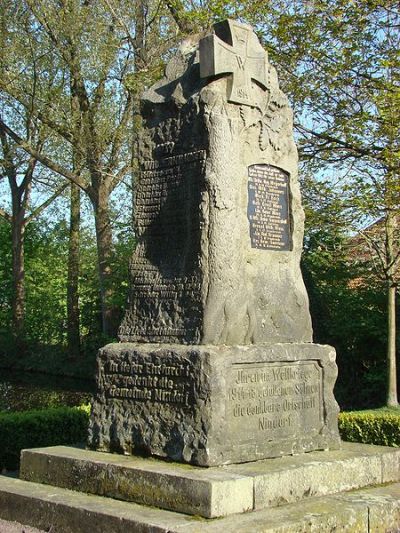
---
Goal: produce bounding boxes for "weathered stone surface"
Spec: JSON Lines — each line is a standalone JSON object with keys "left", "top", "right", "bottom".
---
{"left": 199, "top": 20, "right": 268, "bottom": 107}
{"left": 118, "top": 19, "right": 312, "bottom": 346}
{"left": 19, "top": 443, "right": 400, "bottom": 519}
{"left": 180, "top": 483, "right": 400, "bottom": 532}
{"left": 2, "top": 474, "right": 400, "bottom": 532}
{"left": 381, "top": 445, "right": 400, "bottom": 483}
{"left": 0, "top": 476, "right": 195, "bottom": 533}
{"left": 227, "top": 442, "right": 400, "bottom": 510}
{"left": 88, "top": 342, "right": 340, "bottom": 466}
{"left": 332, "top": 484, "right": 400, "bottom": 533}
{"left": 181, "top": 496, "right": 369, "bottom": 532}
{"left": 0, "top": 518, "right": 45, "bottom": 533}
{"left": 20, "top": 446, "right": 253, "bottom": 518}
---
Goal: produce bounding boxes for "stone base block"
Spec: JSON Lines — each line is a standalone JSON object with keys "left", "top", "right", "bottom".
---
{"left": 19, "top": 443, "right": 400, "bottom": 518}
{"left": 88, "top": 342, "right": 340, "bottom": 466}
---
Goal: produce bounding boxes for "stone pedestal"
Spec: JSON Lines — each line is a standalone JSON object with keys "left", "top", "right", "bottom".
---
{"left": 88, "top": 342, "right": 340, "bottom": 466}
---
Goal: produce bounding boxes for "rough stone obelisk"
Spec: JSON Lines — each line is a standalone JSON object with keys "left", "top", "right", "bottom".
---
{"left": 88, "top": 20, "right": 340, "bottom": 466}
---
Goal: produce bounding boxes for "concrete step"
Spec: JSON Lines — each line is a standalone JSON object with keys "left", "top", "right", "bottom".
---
{"left": 0, "top": 475, "right": 400, "bottom": 532}
{"left": 20, "top": 442, "right": 400, "bottom": 518}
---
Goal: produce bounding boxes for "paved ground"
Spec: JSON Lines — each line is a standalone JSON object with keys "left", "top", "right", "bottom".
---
{"left": 0, "top": 519, "right": 46, "bottom": 532}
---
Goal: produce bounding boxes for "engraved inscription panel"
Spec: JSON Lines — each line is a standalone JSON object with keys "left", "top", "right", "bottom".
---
{"left": 227, "top": 361, "right": 322, "bottom": 440}
{"left": 100, "top": 357, "right": 193, "bottom": 407}
{"left": 247, "top": 164, "right": 291, "bottom": 251}
{"left": 119, "top": 150, "right": 206, "bottom": 343}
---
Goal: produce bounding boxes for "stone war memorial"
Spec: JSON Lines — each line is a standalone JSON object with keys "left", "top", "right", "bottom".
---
{"left": 88, "top": 17, "right": 341, "bottom": 466}
{"left": 2, "top": 20, "right": 400, "bottom": 533}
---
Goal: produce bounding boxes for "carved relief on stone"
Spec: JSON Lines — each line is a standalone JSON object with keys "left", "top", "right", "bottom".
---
{"left": 199, "top": 20, "right": 293, "bottom": 160}
{"left": 199, "top": 19, "right": 268, "bottom": 107}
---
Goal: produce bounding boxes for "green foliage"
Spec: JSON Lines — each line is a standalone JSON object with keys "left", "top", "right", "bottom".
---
{"left": 339, "top": 408, "right": 400, "bottom": 447}
{"left": 78, "top": 219, "right": 135, "bottom": 350}
{"left": 0, "top": 405, "right": 89, "bottom": 470}
{"left": 24, "top": 220, "right": 69, "bottom": 346}
{"left": 300, "top": 176, "right": 393, "bottom": 409}
{"left": 0, "top": 208, "right": 133, "bottom": 368}
{"left": 305, "top": 245, "right": 389, "bottom": 409}
{"left": 173, "top": 0, "right": 263, "bottom": 30}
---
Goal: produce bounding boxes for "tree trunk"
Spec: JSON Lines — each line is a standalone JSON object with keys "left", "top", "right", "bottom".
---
{"left": 386, "top": 282, "right": 398, "bottom": 407}
{"left": 93, "top": 185, "right": 118, "bottom": 337}
{"left": 67, "top": 182, "right": 81, "bottom": 358}
{"left": 385, "top": 208, "right": 398, "bottom": 407}
{"left": 132, "top": 0, "right": 146, "bottom": 218}
{"left": 11, "top": 209, "right": 26, "bottom": 342}
{"left": 68, "top": 75, "right": 83, "bottom": 358}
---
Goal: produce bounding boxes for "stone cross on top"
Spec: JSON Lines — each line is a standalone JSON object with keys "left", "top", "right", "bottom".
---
{"left": 199, "top": 19, "right": 268, "bottom": 107}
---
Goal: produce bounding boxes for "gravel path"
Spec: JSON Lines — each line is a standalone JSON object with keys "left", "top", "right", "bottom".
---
{"left": 0, "top": 518, "right": 46, "bottom": 532}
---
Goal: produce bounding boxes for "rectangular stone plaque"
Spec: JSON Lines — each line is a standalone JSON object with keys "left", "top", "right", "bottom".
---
{"left": 227, "top": 361, "right": 323, "bottom": 441}
{"left": 247, "top": 164, "right": 291, "bottom": 251}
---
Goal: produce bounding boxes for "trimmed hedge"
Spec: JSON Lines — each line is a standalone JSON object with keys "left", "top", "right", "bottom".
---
{"left": 338, "top": 409, "right": 400, "bottom": 447}
{"left": 0, "top": 405, "right": 90, "bottom": 470}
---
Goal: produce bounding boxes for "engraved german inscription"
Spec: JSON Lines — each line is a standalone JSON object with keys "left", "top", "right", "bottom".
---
{"left": 247, "top": 164, "right": 291, "bottom": 251}
{"left": 119, "top": 149, "right": 206, "bottom": 343}
{"left": 227, "top": 361, "right": 322, "bottom": 440}
{"left": 101, "top": 357, "right": 193, "bottom": 406}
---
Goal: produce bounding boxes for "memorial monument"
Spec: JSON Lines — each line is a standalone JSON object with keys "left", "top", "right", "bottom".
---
{"left": 2, "top": 21, "right": 400, "bottom": 532}
{"left": 87, "top": 19, "right": 340, "bottom": 466}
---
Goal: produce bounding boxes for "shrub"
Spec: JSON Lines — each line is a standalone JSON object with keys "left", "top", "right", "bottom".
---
{"left": 338, "top": 409, "right": 400, "bottom": 447}
{"left": 0, "top": 405, "right": 90, "bottom": 471}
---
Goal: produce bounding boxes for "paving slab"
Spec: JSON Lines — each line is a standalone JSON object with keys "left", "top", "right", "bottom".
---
{"left": 332, "top": 483, "right": 400, "bottom": 533}
{"left": 20, "top": 442, "right": 400, "bottom": 517}
{"left": 177, "top": 483, "right": 400, "bottom": 532}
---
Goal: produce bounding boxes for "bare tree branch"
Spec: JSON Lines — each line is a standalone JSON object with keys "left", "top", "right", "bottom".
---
{"left": 111, "top": 162, "right": 131, "bottom": 191}
{"left": 20, "top": 156, "right": 37, "bottom": 213}
{"left": 0, "top": 118, "right": 90, "bottom": 193}
{"left": 0, "top": 208, "right": 11, "bottom": 223}
{"left": 26, "top": 180, "right": 69, "bottom": 224}
{"left": 295, "top": 123, "right": 385, "bottom": 159}
{"left": 100, "top": 0, "right": 136, "bottom": 48}
{"left": 106, "top": 91, "right": 133, "bottom": 176}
